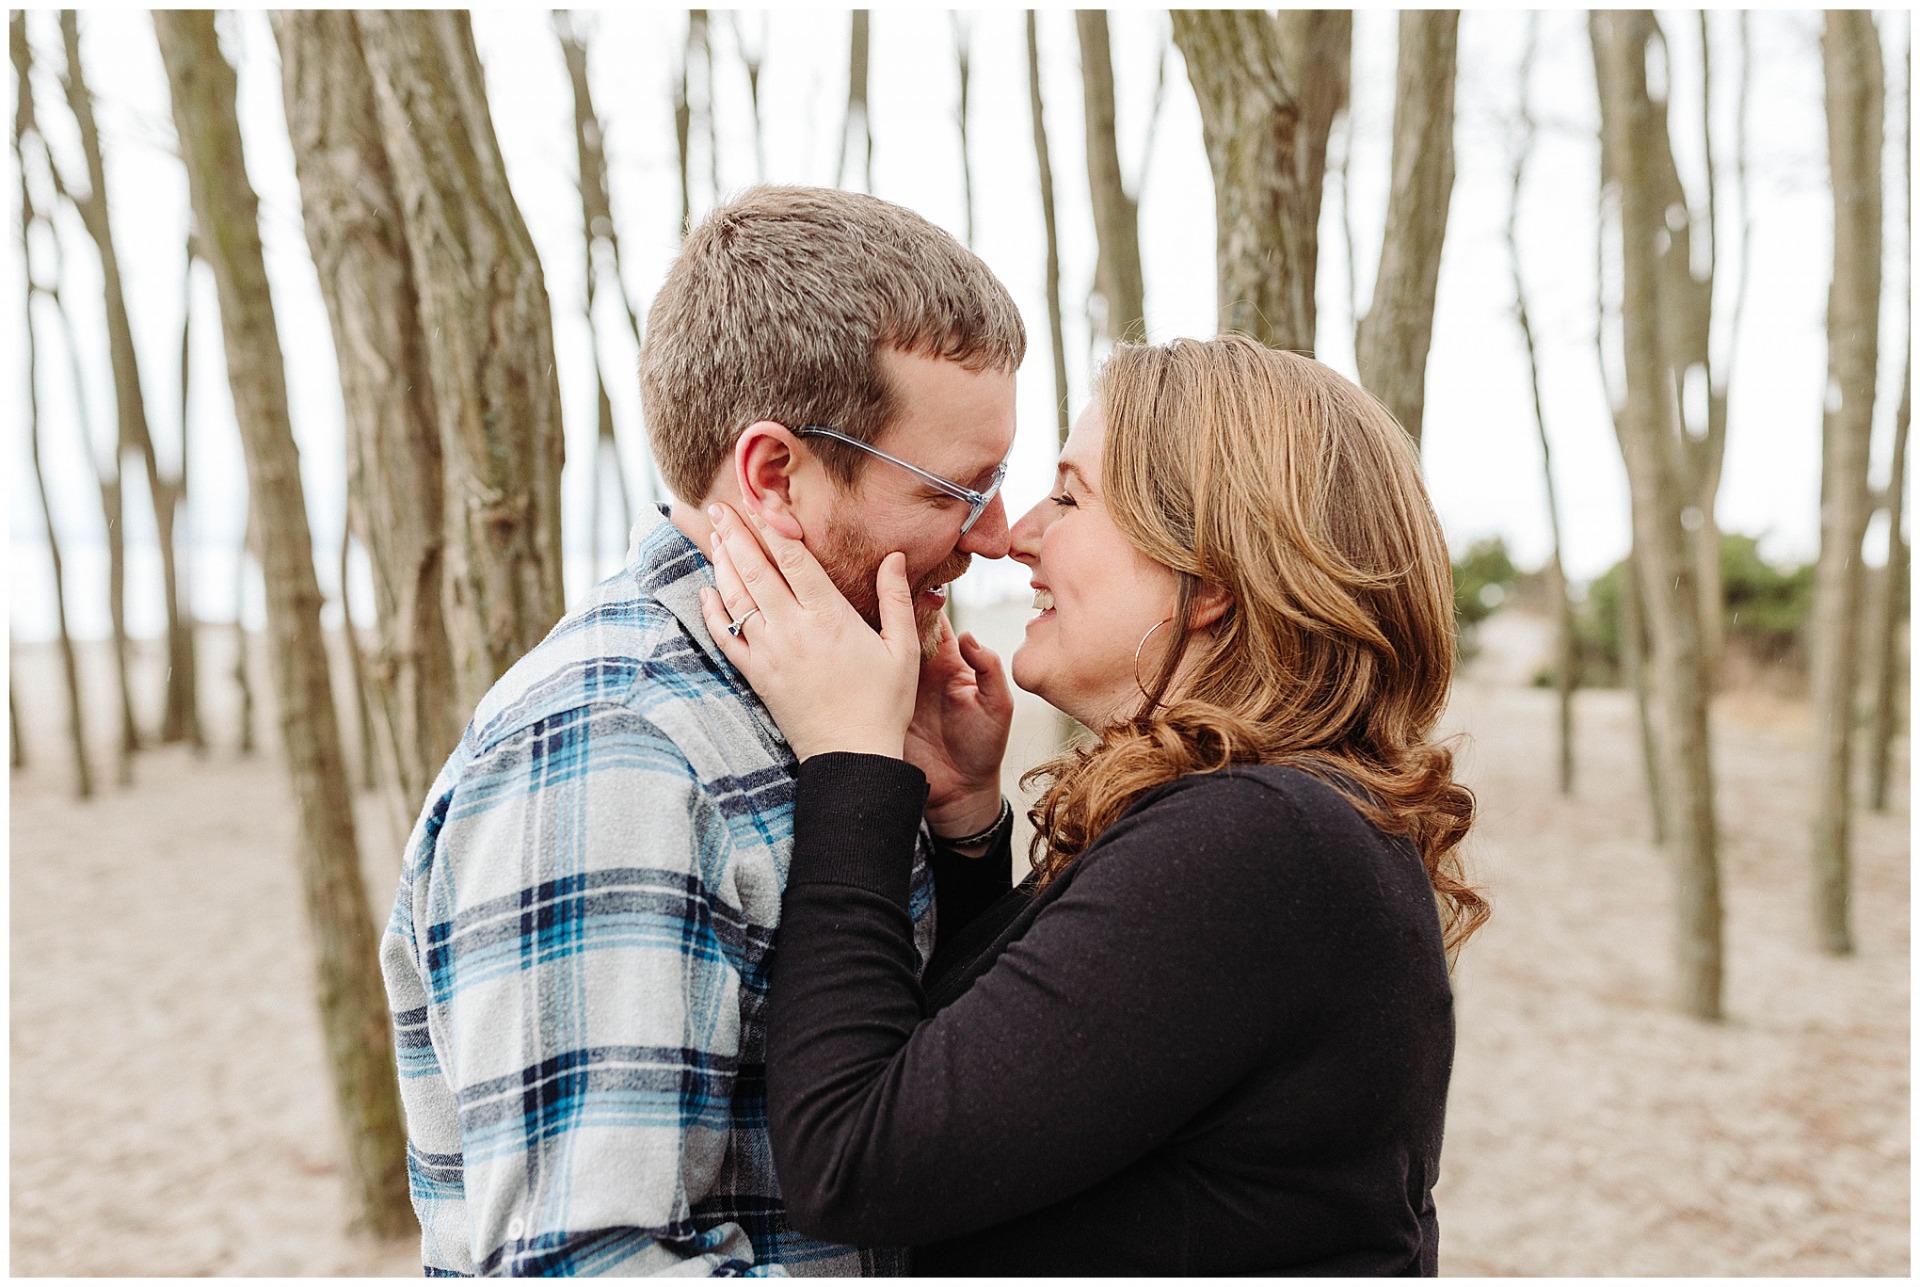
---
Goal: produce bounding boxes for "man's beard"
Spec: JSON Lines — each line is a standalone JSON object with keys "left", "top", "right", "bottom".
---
{"left": 815, "top": 513, "right": 969, "bottom": 660}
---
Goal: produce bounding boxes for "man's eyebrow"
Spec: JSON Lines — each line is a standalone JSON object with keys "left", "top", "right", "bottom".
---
{"left": 955, "top": 455, "right": 1006, "bottom": 490}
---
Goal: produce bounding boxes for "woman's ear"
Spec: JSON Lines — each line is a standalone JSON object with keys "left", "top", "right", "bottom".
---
{"left": 732, "top": 421, "right": 807, "bottom": 541}
{"left": 1188, "top": 580, "right": 1235, "bottom": 633}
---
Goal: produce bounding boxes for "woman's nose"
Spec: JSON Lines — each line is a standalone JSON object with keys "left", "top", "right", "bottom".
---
{"left": 1007, "top": 496, "right": 1050, "bottom": 565}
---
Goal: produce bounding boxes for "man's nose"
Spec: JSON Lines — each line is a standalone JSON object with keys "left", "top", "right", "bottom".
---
{"left": 957, "top": 495, "right": 1011, "bottom": 559}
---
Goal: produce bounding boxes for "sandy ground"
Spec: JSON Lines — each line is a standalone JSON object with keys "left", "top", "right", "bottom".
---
{"left": 8, "top": 607, "right": 1908, "bottom": 1275}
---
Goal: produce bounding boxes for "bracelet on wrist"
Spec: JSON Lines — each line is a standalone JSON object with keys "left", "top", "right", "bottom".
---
{"left": 933, "top": 796, "right": 1012, "bottom": 849}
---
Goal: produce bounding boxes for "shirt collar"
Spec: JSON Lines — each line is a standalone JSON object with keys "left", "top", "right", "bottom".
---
{"left": 631, "top": 506, "right": 790, "bottom": 752}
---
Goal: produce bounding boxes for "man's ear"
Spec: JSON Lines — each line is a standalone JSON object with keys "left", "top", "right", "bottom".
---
{"left": 732, "top": 421, "right": 808, "bottom": 541}
{"left": 1188, "top": 580, "right": 1236, "bottom": 633}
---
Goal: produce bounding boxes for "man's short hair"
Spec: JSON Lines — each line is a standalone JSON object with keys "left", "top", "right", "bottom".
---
{"left": 639, "top": 185, "right": 1027, "bottom": 502}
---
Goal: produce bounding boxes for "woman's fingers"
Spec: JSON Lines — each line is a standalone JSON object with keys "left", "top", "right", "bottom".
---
{"left": 698, "top": 586, "right": 750, "bottom": 666}
{"left": 875, "top": 552, "right": 915, "bottom": 648}
{"left": 737, "top": 503, "right": 845, "bottom": 613}
{"left": 707, "top": 503, "right": 797, "bottom": 621}
{"left": 706, "top": 526, "right": 757, "bottom": 623}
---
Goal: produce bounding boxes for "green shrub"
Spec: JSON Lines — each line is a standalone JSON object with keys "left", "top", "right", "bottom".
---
{"left": 1570, "top": 532, "right": 1816, "bottom": 684}
{"left": 1453, "top": 537, "right": 1521, "bottom": 636}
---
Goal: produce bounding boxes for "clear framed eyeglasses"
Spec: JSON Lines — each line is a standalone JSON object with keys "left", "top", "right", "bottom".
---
{"left": 796, "top": 425, "right": 1008, "bottom": 534}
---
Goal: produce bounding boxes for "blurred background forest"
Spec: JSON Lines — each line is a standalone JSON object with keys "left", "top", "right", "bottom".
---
{"left": 8, "top": 7, "right": 1910, "bottom": 1276}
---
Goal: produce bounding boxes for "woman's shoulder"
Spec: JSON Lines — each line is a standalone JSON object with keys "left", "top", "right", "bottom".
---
{"left": 1094, "top": 764, "right": 1422, "bottom": 899}
{"left": 1120, "top": 762, "right": 1370, "bottom": 834}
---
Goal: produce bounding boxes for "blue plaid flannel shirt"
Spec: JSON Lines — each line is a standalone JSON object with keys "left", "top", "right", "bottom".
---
{"left": 381, "top": 511, "right": 936, "bottom": 1275}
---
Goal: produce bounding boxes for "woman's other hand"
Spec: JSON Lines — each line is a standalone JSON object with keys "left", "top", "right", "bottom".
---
{"left": 698, "top": 501, "right": 919, "bottom": 762}
{"left": 907, "top": 616, "right": 1013, "bottom": 839}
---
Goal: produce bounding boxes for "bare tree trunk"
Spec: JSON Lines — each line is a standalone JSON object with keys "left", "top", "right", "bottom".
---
{"left": 45, "top": 214, "right": 137, "bottom": 783}
{"left": 1861, "top": 37, "right": 1908, "bottom": 818}
{"left": 1688, "top": 14, "right": 1745, "bottom": 681}
{"left": 554, "top": 12, "right": 636, "bottom": 581}
{"left": 356, "top": 11, "right": 569, "bottom": 716}
{"left": 1594, "top": 9, "right": 1723, "bottom": 1020}
{"left": 1651, "top": 17, "right": 1724, "bottom": 687}
{"left": 275, "top": 11, "right": 463, "bottom": 814}
{"left": 235, "top": 502, "right": 258, "bottom": 758}
{"left": 952, "top": 13, "right": 975, "bottom": 248}
{"left": 10, "top": 682, "right": 22, "bottom": 770}
{"left": 1618, "top": 550, "right": 1666, "bottom": 841}
{"left": 339, "top": 510, "right": 379, "bottom": 794}
{"left": 15, "top": 16, "right": 93, "bottom": 799}
{"left": 176, "top": 226, "right": 203, "bottom": 752}
{"left": 25, "top": 321, "right": 91, "bottom": 801}
{"left": 1171, "top": 9, "right": 1349, "bottom": 354}
{"left": 693, "top": 10, "right": 719, "bottom": 204}
{"left": 1808, "top": 11, "right": 1886, "bottom": 954}
{"left": 1027, "top": 11, "right": 1070, "bottom": 447}
{"left": 1865, "top": 363, "right": 1909, "bottom": 812}
{"left": 1078, "top": 10, "right": 1146, "bottom": 343}
{"left": 154, "top": 11, "right": 411, "bottom": 1236}
{"left": 1335, "top": 107, "right": 1359, "bottom": 353}
{"left": 1354, "top": 10, "right": 1458, "bottom": 449}
{"left": 728, "top": 13, "right": 767, "bottom": 182}
{"left": 60, "top": 13, "right": 199, "bottom": 750}
{"left": 673, "top": 19, "right": 694, "bottom": 235}
{"left": 836, "top": 11, "right": 874, "bottom": 192}
{"left": 1504, "top": 16, "right": 1575, "bottom": 795}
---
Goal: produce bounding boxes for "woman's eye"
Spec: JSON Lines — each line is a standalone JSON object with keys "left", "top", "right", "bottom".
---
{"left": 1049, "top": 492, "right": 1077, "bottom": 508}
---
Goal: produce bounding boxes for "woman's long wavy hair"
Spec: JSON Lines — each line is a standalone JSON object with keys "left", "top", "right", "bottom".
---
{"left": 1023, "top": 335, "right": 1488, "bottom": 955}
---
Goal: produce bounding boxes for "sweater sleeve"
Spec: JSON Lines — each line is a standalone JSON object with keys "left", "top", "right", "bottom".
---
{"left": 766, "top": 753, "right": 1315, "bottom": 1248}
{"left": 928, "top": 817, "right": 1015, "bottom": 953}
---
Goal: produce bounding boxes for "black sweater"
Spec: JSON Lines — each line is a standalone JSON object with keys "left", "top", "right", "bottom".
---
{"left": 765, "top": 753, "right": 1455, "bottom": 1276}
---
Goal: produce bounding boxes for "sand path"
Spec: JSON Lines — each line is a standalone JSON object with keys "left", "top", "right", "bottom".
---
{"left": 8, "top": 611, "right": 1907, "bottom": 1274}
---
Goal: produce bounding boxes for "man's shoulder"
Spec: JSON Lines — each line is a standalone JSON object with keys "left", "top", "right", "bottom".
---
{"left": 464, "top": 523, "right": 743, "bottom": 759}
{"left": 466, "top": 575, "right": 693, "bottom": 753}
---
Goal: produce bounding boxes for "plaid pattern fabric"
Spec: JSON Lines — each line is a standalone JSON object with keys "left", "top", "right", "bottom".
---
{"left": 382, "top": 511, "right": 934, "bottom": 1276}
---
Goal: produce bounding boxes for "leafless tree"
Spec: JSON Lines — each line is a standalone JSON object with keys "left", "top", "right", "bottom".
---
{"left": 1027, "top": 11, "right": 1069, "bottom": 446}
{"left": 1592, "top": 9, "right": 1724, "bottom": 1020}
{"left": 338, "top": 509, "right": 379, "bottom": 793}
{"left": 1863, "top": 363, "right": 1909, "bottom": 813}
{"left": 1862, "top": 40, "right": 1910, "bottom": 817}
{"left": 355, "top": 10, "right": 569, "bottom": 715}
{"left": 1171, "top": 9, "right": 1350, "bottom": 353}
{"left": 1502, "top": 16, "right": 1575, "bottom": 795}
{"left": 154, "top": 9, "right": 410, "bottom": 1235}
{"left": 1078, "top": 10, "right": 1146, "bottom": 343}
{"left": 1808, "top": 10, "right": 1885, "bottom": 956}
{"left": 728, "top": 13, "right": 768, "bottom": 182}
{"left": 1334, "top": 105, "right": 1360, "bottom": 351}
{"left": 14, "top": 13, "right": 92, "bottom": 800}
{"left": 174, "top": 225, "right": 202, "bottom": 755}
{"left": 837, "top": 11, "right": 874, "bottom": 192}
{"left": 234, "top": 501, "right": 258, "bottom": 757}
{"left": 1592, "top": 11, "right": 1752, "bottom": 839}
{"left": 60, "top": 12, "right": 201, "bottom": 750}
{"left": 275, "top": 11, "right": 463, "bottom": 812}
{"left": 555, "top": 11, "right": 638, "bottom": 578}
{"left": 1353, "top": 10, "right": 1459, "bottom": 449}
{"left": 1687, "top": 12, "right": 1757, "bottom": 679}
{"left": 42, "top": 219, "right": 136, "bottom": 783}
{"left": 24, "top": 22, "right": 139, "bottom": 780}
{"left": 952, "top": 13, "right": 975, "bottom": 247}
{"left": 670, "top": 11, "right": 721, "bottom": 232}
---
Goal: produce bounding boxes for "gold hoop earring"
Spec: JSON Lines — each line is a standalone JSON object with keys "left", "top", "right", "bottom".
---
{"left": 1134, "top": 617, "right": 1172, "bottom": 704}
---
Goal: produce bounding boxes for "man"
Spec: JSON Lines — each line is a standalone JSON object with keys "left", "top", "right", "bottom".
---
{"left": 380, "top": 186, "right": 1025, "bottom": 1275}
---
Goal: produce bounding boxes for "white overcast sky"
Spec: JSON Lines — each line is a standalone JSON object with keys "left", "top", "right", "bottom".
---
{"left": 7, "top": 7, "right": 1912, "bottom": 641}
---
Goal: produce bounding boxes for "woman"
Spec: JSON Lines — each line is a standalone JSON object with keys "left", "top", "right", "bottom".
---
{"left": 697, "top": 335, "right": 1486, "bottom": 1275}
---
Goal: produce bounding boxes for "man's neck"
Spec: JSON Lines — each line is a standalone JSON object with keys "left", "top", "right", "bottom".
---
{"left": 668, "top": 500, "right": 716, "bottom": 559}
